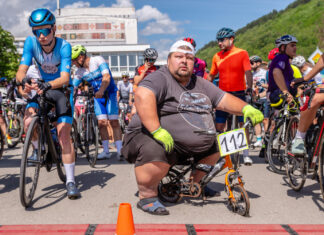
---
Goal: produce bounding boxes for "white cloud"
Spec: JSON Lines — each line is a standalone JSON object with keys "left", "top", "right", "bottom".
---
{"left": 0, "top": 0, "right": 52, "bottom": 37}
{"left": 112, "top": 0, "right": 133, "bottom": 8}
{"left": 136, "top": 5, "right": 181, "bottom": 36}
{"left": 63, "top": 1, "right": 90, "bottom": 8}
{"left": 151, "top": 38, "right": 173, "bottom": 60}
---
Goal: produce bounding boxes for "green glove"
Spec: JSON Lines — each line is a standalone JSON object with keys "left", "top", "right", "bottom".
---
{"left": 242, "top": 104, "right": 264, "bottom": 126}
{"left": 151, "top": 127, "right": 174, "bottom": 153}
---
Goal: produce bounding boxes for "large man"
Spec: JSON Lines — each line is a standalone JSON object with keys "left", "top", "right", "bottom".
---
{"left": 207, "top": 27, "right": 253, "bottom": 165}
{"left": 122, "top": 40, "right": 263, "bottom": 215}
{"left": 71, "top": 45, "right": 123, "bottom": 160}
{"left": 16, "top": 8, "right": 80, "bottom": 199}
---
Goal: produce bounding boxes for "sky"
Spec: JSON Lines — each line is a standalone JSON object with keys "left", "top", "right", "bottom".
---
{"left": 0, "top": 0, "right": 296, "bottom": 59}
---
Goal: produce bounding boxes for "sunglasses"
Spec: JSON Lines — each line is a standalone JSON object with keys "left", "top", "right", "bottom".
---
{"left": 32, "top": 27, "right": 52, "bottom": 37}
{"left": 217, "top": 38, "right": 228, "bottom": 43}
{"left": 146, "top": 59, "right": 156, "bottom": 63}
{"left": 122, "top": 76, "right": 129, "bottom": 78}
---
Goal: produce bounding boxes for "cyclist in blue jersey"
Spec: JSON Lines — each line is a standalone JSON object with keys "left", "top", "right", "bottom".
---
{"left": 16, "top": 8, "right": 80, "bottom": 199}
{"left": 71, "top": 45, "right": 123, "bottom": 160}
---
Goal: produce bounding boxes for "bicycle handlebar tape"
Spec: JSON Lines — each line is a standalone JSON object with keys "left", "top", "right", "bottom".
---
{"left": 116, "top": 203, "right": 135, "bottom": 235}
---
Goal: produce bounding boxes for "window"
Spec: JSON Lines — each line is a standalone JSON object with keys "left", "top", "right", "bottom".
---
{"left": 110, "top": 55, "right": 118, "bottom": 72}
{"left": 120, "top": 54, "right": 127, "bottom": 72}
{"left": 129, "top": 54, "right": 137, "bottom": 72}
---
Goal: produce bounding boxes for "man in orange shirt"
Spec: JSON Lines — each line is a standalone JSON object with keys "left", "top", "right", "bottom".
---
{"left": 207, "top": 27, "right": 253, "bottom": 165}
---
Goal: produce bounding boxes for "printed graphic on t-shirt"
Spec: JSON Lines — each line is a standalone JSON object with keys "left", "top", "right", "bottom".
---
{"left": 177, "top": 91, "right": 215, "bottom": 130}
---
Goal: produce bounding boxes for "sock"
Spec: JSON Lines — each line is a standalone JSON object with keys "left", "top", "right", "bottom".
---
{"left": 32, "top": 140, "right": 38, "bottom": 149}
{"left": 256, "top": 135, "right": 262, "bottom": 142}
{"left": 102, "top": 140, "right": 110, "bottom": 153}
{"left": 296, "top": 130, "right": 306, "bottom": 140}
{"left": 243, "top": 149, "right": 249, "bottom": 157}
{"left": 115, "top": 140, "right": 122, "bottom": 154}
{"left": 64, "top": 162, "right": 75, "bottom": 185}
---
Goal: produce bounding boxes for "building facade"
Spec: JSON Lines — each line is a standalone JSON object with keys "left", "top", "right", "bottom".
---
{"left": 15, "top": 7, "right": 150, "bottom": 78}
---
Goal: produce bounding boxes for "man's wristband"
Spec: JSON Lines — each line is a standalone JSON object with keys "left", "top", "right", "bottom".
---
{"left": 151, "top": 126, "right": 161, "bottom": 135}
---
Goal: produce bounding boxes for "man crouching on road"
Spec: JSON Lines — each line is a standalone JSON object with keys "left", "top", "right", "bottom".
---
{"left": 121, "top": 40, "right": 264, "bottom": 215}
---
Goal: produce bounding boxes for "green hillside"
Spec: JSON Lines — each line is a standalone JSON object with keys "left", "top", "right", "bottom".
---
{"left": 197, "top": 0, "right": 324, "bottom": 67}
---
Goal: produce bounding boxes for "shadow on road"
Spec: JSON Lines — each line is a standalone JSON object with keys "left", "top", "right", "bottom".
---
{"left": 0, "top": 174, "right": 20, "bottom": 194}
{"left": 283, "top": 176, "right": 324, "bottom": 211}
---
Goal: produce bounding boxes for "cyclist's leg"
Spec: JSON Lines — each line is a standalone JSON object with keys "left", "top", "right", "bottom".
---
{"left": 106, "top": 91, "right": 123, "bottom": 156}
{"left": 94, "top": 97, "right": 111, "bottom": 158}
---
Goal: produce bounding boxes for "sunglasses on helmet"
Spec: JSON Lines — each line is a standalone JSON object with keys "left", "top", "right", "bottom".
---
{"left": 32, "top": 27, "right": 52, "bottom": 37}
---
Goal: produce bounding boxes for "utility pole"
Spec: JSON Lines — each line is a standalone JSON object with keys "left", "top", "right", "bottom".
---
{"left": 57, "top": 0, "right": 61, "bottom": 16}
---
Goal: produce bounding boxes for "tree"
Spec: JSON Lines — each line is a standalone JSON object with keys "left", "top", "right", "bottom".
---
{"left": 0, "top": 25, "right": 19, "bottom": 79}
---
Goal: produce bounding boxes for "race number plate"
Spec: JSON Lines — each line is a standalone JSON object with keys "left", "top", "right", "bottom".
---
{"left": 217, "top": 128, "right": 248, "bottom": 157}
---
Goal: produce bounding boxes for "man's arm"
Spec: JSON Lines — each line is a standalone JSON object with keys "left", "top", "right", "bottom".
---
{"left": 304, "top": 55, "right": 324, "bottom": 81}
{"left": 245, "top": 70, "right": 253, "bottom": 89}
{"left": 47, "top": 71, "right": 70, "bottom": 89}
{"left": 273, "top": 68, "right": 289, "bottom": 93}
{"left": 134, "top": 86, "right": 160, "bottom": 132}
{"left": 134, "top": 65, "right": 148, "bottom": 86}
{"left": 207, "top": 73, "right": 216, "bottom": 82}
{"left": 16, "top": 64, "right": 33, "bottom": 98}
{"left": 97, "top": 73, "right": 111, "bottom": 94}
{"left": 216, "top": 93, "right": 247, "bottom": 116}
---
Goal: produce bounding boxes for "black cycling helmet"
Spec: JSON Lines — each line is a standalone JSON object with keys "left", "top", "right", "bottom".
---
{"left": 250, "top": 55, "right": 262, "bottom": 63}
{"left": 216, "top": 27, "right": 235, "bottom": 40}
{"left": 143, "top": 48, "right": 158, "bottom": 60}
{"left": 183, "top": 37, "right": 196, "bottom": 48}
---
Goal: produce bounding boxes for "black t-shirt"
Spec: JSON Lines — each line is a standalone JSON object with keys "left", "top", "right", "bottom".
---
{"left": 128, "top": 65, "right": 225, "bottom": 154}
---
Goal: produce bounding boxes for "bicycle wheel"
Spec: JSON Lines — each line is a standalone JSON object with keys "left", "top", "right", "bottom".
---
{"left": 19, "top": 116, "right": 42, "bottom": 207}
{"left": 71, "top": 119, "right": 81, "bottom": 156}
{"left": 267, "top": 123, "right": 287, "bottom": 174}
{"left": 229, "top": 184, "right": 250, "bottom": 216}
{"left": 0, "top": 128, "right": 4, "bottom": 160}
{"left": 88, "top": 115, "right": 98, "bottom": 168}
{"left": 77, "top": 114, "right": 86, "bottom": 154}
{"left": 158, "top": 176, "right": 181, "bottom": 203}
{"left": 319, "top": 129, "right": 324, "bottom": 200}
{"left": 7, "top": 114, "right": 24, "bottom": 148}
{"left": 285, "top": 116, "right": 307, "bottom": 191}
{"left": 118, "top": 112, "right": 126, "bottom": 134}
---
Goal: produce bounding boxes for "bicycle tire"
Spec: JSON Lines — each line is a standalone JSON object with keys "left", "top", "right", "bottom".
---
{"left": 77, "top": 114, "right": 86, "bottom": 154}
{"left": 158, "top": 176, "right": 181, "bottom": 203}
{"left": 7, "top": 115, "right": 24, "bottom": 148}
{"left": 71, "top": 119, "right": 83, "bottom": 156}
{"left": 267, "top": 122, "right": 286, "bottom": 174}
{"left": 89, "top": 115, "right": 98, "bottom": 168}
{"left": 19, "top": 116, "right": 41, "bottom": 208}
{"left": 319, "top": 128, "right": 324, "bottom": 200}
{"left": 54, "top": 141, "right": 66, "bottom": 183}
{"left": 229, "top": 184, "right": 250, "bottom": 216}
{"left": 285, "top": 116, "right": 307, "bottom": 191}
{"left": 0, "top": 128, "right": 4, "bottom": 160}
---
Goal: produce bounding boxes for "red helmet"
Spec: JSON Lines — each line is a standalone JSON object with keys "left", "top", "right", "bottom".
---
{"left": 183, "top": 37, "right": 196, "bottom": 48}
{"left": 268, "top": 48, "right": 279, "bottom": 60}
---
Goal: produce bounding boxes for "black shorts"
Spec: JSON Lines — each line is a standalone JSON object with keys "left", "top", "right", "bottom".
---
{"left": 121, "top": 130, "right": 218, "bottom": 167}
{"left": 27, "top": 89, "right": 73, "bottom": 124}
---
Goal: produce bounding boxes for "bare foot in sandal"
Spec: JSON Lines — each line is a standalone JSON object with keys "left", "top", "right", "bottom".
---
{"left": 137, "top": 197, "right": 169, "bottom": 215}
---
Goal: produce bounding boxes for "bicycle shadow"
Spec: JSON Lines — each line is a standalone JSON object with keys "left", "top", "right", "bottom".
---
{"left": 283, "top": 176, "right": 324, "bottom": 211}
{"left": 27, "top": 170, "right": 115, "bottom": 211}
{"left": 0, "top": 174, "right": 20, "bottom": 193}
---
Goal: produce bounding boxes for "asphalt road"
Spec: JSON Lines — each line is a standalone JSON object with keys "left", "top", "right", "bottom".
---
{"left": 0, "top": 143, "right": 323, "bottom": 225}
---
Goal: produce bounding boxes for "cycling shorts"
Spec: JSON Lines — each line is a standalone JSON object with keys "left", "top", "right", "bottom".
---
{"left": 215, "top": 90, "right": 246, "bottom": 124}
{"left": 258, "top": 98, "right": 270, "bottom": 118}
{"left": 26, "top": 89, "right": 73, "bottom": 125}
{"left": 122, "top": 130, "right": 218, "bottom": 167}
{"left": 94, "top": 91, "right": 118, "bottom": 120}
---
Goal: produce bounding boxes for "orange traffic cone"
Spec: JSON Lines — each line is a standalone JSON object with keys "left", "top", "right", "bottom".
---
{"left": 115, "top": 203, "right": 135, "bottom": 235}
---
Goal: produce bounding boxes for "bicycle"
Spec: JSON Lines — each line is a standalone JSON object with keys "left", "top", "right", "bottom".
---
{"left": 285, "top": 85, "right": 324, "bottom": 197}
{"left": 158, "top": 121, "right": 252, "bottom": 216}
{"left": 19, "top": 81, "right": 68, "bottom": 208}
{"left": 266, "top": 94, "right": 299, "bottom": 174}
{"left": 76, "top": 87, "right": 99, "bottom": 167}
{"left": 2, "top": 96, "right": 25, "bottom": 148}
{"left": 118, "top": 101, "right": 130, "bottom": 134}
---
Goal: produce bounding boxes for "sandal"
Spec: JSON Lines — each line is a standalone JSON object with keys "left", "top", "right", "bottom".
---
{"left": 137, "top": 197, "right": 169, "bottom": 215}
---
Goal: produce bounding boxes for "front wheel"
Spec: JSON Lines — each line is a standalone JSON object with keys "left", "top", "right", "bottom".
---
{"left": 229, "top": 184, "right": 250, "bottom": 216}
{"left": 19, "top": 117, "right": 42, "bottom": 208}
{"left": 158, "top": 176, "right": 181, "bottom": 203}
{"left": 318, "top": 130, "right": 324, "bottom": 200}
{"left": 7, "top": 115, "right": 24, "bottom": 148}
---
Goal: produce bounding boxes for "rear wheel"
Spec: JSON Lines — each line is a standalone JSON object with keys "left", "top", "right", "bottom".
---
{"left": 319, "top": 130, "right": 324, "bottom": 200}
{"left": 77, "top": 114, "right": 86, "bottom": 154}
{"left": 267, "top": 123, "right": 286, "bottom": 174}
{"left": 285, "top": 116, "right": 307, "bottom": 191}
{"left": 19, "top": 117, "right": 41, "bottom": 208}
{"left": 7, "top": 115, "right": 23, "bottom": 148}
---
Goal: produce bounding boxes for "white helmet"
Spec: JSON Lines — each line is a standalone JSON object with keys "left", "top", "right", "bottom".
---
{"left": 122, "top": 71, "right": 129, "bottom": 77}
{"left": 291, "top": 55, "right": 306, "bottom": 68}
{"left": 275, "top": 35, "right": 298, "bottom": 48}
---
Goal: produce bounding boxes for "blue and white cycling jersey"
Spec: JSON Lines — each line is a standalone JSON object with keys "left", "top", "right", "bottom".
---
{"left": 73, "top": 56, "right": 119, "bottom": 120}
{"left": 20, "top": 36, "right": 72, "bottom": 82}
{"left": 73, "top": 56, "right": 117, "bottom": 94}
